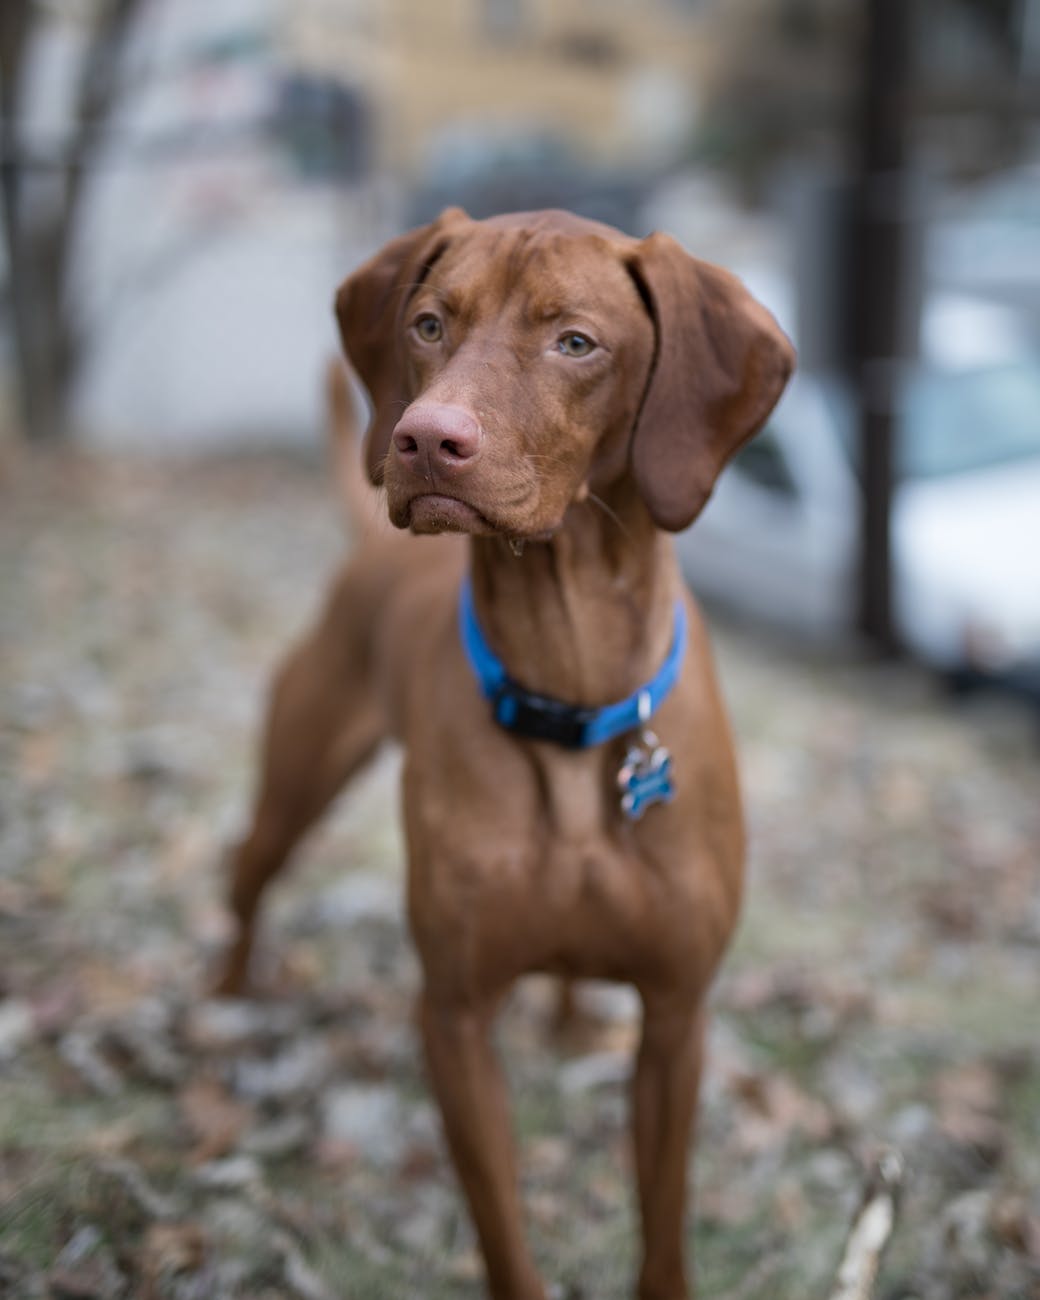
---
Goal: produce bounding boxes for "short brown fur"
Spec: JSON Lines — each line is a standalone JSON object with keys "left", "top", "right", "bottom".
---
{"left": 217, "top": 209, "right": 794, "bottom": 1299}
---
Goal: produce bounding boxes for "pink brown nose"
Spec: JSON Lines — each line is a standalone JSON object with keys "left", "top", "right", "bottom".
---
{"left": 392, "top": 403, "right": 482, "bottom": 476}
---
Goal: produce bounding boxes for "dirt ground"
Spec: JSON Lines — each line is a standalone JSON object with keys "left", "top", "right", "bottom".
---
{"left": 1, "top": 450, "right": 1038, "bottom": 1299}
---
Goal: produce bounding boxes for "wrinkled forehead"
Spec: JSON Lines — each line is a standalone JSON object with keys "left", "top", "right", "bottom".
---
{"left": 420, "top": 216, "right": 644, "bottom": 325}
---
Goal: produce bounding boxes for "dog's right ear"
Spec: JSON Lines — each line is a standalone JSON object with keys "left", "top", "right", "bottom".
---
{"left": 335, "top": 208, "right": 469, "bottom": 485}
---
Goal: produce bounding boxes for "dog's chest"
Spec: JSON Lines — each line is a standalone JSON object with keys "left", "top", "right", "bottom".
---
{"left": 407, "top": 731, "right": 701, "bottom": 984}
{"left": 542, "top": 751, "right": 605, "bottom": 840}
{"left": 529, "top": 750, "right": 679, "bottom": 975}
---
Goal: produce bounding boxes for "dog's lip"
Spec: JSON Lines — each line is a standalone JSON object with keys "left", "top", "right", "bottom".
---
{"left": 396, "top": 489, "right": 560, "bottom": 543}
{"left": 405, "top": 493, "right": 498, "bottom": 535}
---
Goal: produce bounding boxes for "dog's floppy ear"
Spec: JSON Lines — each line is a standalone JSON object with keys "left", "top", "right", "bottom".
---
{"left": 335, "top": 208, "right": 469, "bottom": 484}
{"left": 627, "top": 233, "right": 795, "bottom": 532}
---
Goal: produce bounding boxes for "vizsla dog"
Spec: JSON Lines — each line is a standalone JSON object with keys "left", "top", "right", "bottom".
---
{"left": 216, "top": 208, "right": 794, "bottom": 1299}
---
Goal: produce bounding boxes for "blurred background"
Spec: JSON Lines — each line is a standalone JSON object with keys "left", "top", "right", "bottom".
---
{"left": 1, "top": 3, "right": 1039, "bottom": 1299}
{"left": 3, "top": 0, "right": 1040, "bottom": 683}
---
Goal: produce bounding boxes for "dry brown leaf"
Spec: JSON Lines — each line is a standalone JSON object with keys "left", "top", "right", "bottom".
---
{"left": 138, "top": 1222, "right": 207, "bottom": 1294}
{"left": 77, "top": 962, "right": 145, "bottom": 1015}
{"left": 935, "top": 1062, "right": 1006, "bottom": 1163}
{"left": 177, "top": 1077, "right": 252, "bottom": 1164}
{"left": 47, "top": 1263, "right": 110, "bottom": 1299}
{"left": 772, "top": 1177, "right": 810, "bottom": 1229}
{"left": 698, "top": 1182, "right": 754, "bottom": 1227}
{"left": 526, "top": 1135, "right": 570, "bottom": 1179}
{"left": 29, "top": 979, "right": 84, "bottom": 1036}
{"left": 725, "top": 966, "right": 873, "bottom": 1021}
{"left": 919, "top": 886, "right": 979, "bottom": 939}
{"left": 446, "top": 1248, "right": 483, "bottom": 1282}
{"left": 989, "top": 1193, "right": 1040, "bottom": 1259}
{"left": 527, "top": 1190, "right": 565, "bottom": 1228}
{"left": 938, "top": 1108, "right": 1006, "bottom": 1163}
{"left": 314, "top": 1136, "right": 361, "bottom": 1170}
{"left": 0, "top": 878, "right": 35, "bottom": 916}
{"left": 398, "top": 1142, "right": 441, "bottom": 1182}
{"left": 935, "top": 1062, "right": 1001, "bottom": 1116}
{"left": 20, "top": 732, "right": 60, "bottom": 788}
{"left": 81, "top": 1118, "right": 142, "bottom": 1157}
{"left": 731, "top": 1070, "right": 836, "bottom": 1152}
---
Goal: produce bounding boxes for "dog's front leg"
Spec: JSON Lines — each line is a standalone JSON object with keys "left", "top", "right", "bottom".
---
{"left": 420, "top": 990, "right": 547, "bottom": 1300}
{"left": 631, "top": 993, "right": 706, "bottom": 1300}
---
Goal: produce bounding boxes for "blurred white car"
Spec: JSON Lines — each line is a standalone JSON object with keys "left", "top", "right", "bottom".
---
{"left": 678, "top": 281, "right": 1040, "bottom": 695}
{"left": 930, "top": 165, "right": 1040, "bottom": 318}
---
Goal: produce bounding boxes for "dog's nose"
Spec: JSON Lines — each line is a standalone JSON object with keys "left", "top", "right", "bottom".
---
{"left": 392, "top": 404, "right": 482, "bottom": 474}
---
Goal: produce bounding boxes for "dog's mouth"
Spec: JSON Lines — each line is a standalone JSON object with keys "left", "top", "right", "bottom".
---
{"left": 390, "top": 488, "right": 564, "bottom": 548}
{"left": 399, "top": 493, "right": 498, "bottom": 536}
{"left": 394, "top": 491, "right": 559, "bottom": 545}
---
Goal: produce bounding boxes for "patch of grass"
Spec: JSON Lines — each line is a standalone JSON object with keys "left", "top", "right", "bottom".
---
{"left": 0, "top": 1163, "right": 78, "bottom": 1273}
{"left": 696, "top": 1219, "right": 785, "bottom": 1296}
{"left": 0, "top": 1068, "right": 171, "bottom": 1156}
{"left": 510, "top": 1078, "right": 570, "bottom": 1145}
{"left": 314, "top": 1239, "right": 484, "bottom": 1300}
{"left": 695, "top": 1204, "right": 848, "bottom": 1300}
{"left": 735, "top": 1014, "right": 833, "bottom": 1080}
{"left": 1005, "top": 1061, "right": 1040, "bottom": 1156}
{"left": 887, "top": 980, "right": 1040, "bottom": 1050}
{"left": 731, "top": 896, "right": 869, "bottom": 970}
{"left": 0, "top": 1156, "right": 150, "bottom": 1275}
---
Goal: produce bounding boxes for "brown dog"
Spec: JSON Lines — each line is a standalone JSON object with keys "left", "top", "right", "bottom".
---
{"left": 217, "top": 208, "right": 794, "bottom": 1299}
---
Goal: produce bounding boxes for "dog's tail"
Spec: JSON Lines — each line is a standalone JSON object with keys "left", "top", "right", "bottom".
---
{"left": 325, "top": 357, "right": 379, "bottom": 539}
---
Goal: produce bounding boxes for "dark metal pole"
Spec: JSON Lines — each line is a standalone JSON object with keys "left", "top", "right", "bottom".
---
{"left": 853, "top": 0, "right": 912, "bottom": 653}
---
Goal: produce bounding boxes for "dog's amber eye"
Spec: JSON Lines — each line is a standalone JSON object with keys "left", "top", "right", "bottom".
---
{"left": 558, "top": 332, "right": 594, "bottom": 357}
{"left": 414, "top": 314, "right": 443, "bottom": 343}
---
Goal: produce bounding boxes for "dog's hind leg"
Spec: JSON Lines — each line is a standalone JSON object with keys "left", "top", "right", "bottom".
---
{"left": 213, "top": 578, "right": 386, "bottom": 996}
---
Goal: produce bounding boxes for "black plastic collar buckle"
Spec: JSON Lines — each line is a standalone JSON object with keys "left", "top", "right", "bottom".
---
{"left": 493, "top": 684, "right": 597, "bottom": 749}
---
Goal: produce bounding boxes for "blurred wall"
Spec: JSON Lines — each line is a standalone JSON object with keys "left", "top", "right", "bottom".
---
{"left": 4, "top": 0, "right": 1037, "bottom": 451}
{"left": 68, "top": 0, "right": 707, "bottom": 450}
{"left": 68, "top": 0, "right": 376, "bottom": 451}
{"left": 289, "top": 0, "right": 704, "bottom": 175}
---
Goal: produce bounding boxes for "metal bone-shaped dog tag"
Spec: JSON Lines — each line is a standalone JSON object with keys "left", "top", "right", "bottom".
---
{"left": 618, "top": 739, "right": 674, "bottom": 820}
{"left": 617, "top": 692, "right": 675, "bottom": 820}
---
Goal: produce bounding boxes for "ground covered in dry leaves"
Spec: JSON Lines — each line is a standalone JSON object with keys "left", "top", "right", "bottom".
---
{"left": 1, "top": 451, "right": 1038, "bottom": 1300}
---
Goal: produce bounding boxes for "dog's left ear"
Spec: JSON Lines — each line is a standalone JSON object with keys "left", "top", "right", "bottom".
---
{"left": 627, "top": 233, "right": 796, "bottom": 532}
{"left": 335, "top": 207, "right": 469, "bottom": 485}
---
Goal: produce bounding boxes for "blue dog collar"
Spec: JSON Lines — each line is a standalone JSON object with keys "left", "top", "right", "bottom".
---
{"left": 458, "top": 576, "right": 687, "bottom": 750}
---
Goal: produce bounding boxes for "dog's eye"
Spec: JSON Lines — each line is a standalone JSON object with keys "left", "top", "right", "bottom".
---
{"left": 414, "top": 314, "right": 443, "bottom": 343}
{"left": 558, "top": 332, "right": 595, "bottom": 357}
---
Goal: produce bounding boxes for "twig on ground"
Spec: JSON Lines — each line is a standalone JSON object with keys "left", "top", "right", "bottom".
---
{"left": 828, "top": 1149, "right": 904, "bottom": 1300}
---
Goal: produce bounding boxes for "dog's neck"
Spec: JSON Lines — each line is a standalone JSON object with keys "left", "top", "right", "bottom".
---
{"left": 468, "top": 479, "right": 681, "bottom": 709}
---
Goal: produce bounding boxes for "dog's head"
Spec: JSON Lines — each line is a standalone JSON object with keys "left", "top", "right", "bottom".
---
{"left": 335, "top": 208, "right": 794, "bottom": 537}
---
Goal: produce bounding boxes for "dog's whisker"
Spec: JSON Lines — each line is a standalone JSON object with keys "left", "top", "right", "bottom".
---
{"left": 586, "top": 492, "right": 632, "bottom": 540}
{"left": 524, "top": 454, "right": 573, "bottom": 474}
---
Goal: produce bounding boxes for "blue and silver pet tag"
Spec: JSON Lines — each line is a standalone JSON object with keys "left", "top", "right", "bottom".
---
{"left": 617, "top": 692, "right": 675, "bottom": 820}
